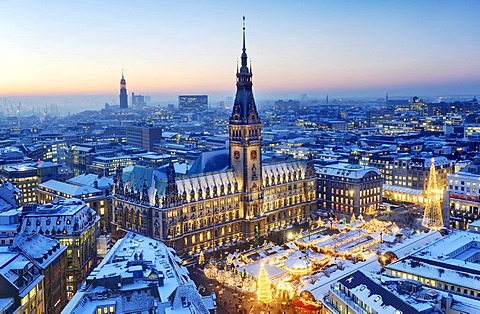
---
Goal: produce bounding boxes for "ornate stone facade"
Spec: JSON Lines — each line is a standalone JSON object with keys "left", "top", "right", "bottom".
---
{"left": 112, "top": 20, "right": 317, "bottom": 255}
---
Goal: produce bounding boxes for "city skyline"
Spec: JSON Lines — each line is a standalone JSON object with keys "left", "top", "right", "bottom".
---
{"left": 1, "top": 0, "right": 479, "bottom": 102}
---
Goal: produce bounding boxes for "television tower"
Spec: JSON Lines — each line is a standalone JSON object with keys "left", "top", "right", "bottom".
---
{"left": 422, "top": 158, "right": 444, "bottom": 230}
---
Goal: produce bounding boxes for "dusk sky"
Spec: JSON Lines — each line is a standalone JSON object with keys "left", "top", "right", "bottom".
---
{"left": 1, "top": 0, "right": 479, "bottom": 102}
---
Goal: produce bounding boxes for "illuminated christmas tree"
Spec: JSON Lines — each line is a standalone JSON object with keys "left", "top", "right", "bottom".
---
{"left": 198, "top": 251, "right": 205, "bottom": 265}
{"left": 422, "top": 158, "right": 444, "bottom": 230}
{"left": 257, "top": 263, "right": 273, "bottom": 304}
{"left": 350, "top": 213, "right": 356, "bottom": 224}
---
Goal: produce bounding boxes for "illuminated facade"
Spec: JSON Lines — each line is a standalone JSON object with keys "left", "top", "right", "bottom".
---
{"left": 0, "top": 251, "right": 45, "bottom": 314}
{"left": 12, "top": 233, "right": 68, "bottom": 314}
{"left": 178, "top": 95, "right": 208, "bottom": 111}
{"left": 89, "top": 155, "right": 136, "bottom": 177}
{"left": 112, "top": 20, "right": 317, "bottom": 255}
{"left": 316, "top": 163, "right": 383, "bottom": 215}
{"left": 0, "top": 165, "right": 38, "bottom": 205}
{"left": 369, "top": 155, "right": 452, "bottom": 204}
{"left": 19, "top": 198, "right": 100, "bottom": 299}
{"left": 447, "top": 161, "right": 480, "bottom": 230}
{"left": 37, "top": 180, "right": 111, "bottom": 232}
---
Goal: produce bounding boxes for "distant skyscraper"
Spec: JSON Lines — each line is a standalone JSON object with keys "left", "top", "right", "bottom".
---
{"left": 178, "top": 95, "right": 208, "bottom": 111}
{"left": 131, "top": 92, "right": 146, "bottom": 109}
{"left": 119, "top": 71, "right": 128, "bottom": 109}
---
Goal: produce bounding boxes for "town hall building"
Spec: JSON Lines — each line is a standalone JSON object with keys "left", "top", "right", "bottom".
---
{"left": 112, "top": 20, "right": 317, "bottom": 255}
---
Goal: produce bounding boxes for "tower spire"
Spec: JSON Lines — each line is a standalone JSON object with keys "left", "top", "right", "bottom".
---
{"left": 230, "top": 16, "right": 258, "bottom": 124}
{"left": 241, "top": 16, "right": 248, "bottom": 71}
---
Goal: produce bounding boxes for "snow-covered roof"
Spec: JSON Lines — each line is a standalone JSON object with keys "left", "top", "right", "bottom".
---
{"left": 315, "top": 163, "right": 381, "bottom": 179}
{"left": 386, "top": 230, "right": 480, "bottom": 291}
{"left": 303, "top": 231, "right": 442, "bottom": 301}
{"left": 262, "top": 160, "right": 309, "bottom": 186}
{"left": 120, "top": 165, "right": 239, "bottom": 207}
{"left": 176, "top": 170, "right": 239, "bottom": 201}
{"left": 188, "top": 149, "right": 229, "bottom": 175}
{"left": 67, "top": 173, "right": 114, "bottom": 190}
{"left": 20, "top": 198, "right": 99, "bottom": 236}
{"left": 63, "top": 232, "right": 213, "bottom": 314}
{"left": 0, "top": 298, "right": 14, "bottom": 311}
{"left": 0, "top": 252, "right": 44, "bottom": 294}
{"left": 39, "top": 180, "right": 102, "bottom": 197}
{"left": 383, "top": 184, "right": 423, "bottom": 195}
{"left": 12, "top": 233, "right": 67, "bottom": 268}
{"left": 37, "top": 161, "right": 57, "bottom": 168}
{"left": 337, "top": 270, "right": 429, "bottom": 314}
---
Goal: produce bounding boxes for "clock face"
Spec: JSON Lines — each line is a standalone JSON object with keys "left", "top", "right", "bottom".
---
{"left": 250, "top": 150, "right": 257, "bottom": 160}
{"left": 234, "top": 150, "right": 240, "bottom": 160}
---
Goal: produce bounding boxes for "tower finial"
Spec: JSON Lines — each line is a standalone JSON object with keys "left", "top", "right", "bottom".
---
{"left": 122, "top": 68, "right": 124, "bottom": 79}
{"left": 242, "top": 16, "right": 246, "bottom": 54}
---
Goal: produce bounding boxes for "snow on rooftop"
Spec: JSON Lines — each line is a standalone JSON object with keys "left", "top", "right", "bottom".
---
{"left": 39, "top": 180, "right": 101, "bottom": 196}
{"left": 315, "top": 162, "right": 381, "bottom": 179}
{"left": 304, "top": 231, "right": 442, "bottom": 301}
{"left": 12, "top": 233, "right": 66, "bottom": 268}
{"left": 67, "top": 174, "right": 114, "bottom": 189}
{"left": 63, "top": 232, "right": 213, "bottom": 314}
{"left": 21, "top": 198, "right": 99, "bottom": 236}
{"left": 386, "top": 230, "right": 480, "bottom": 290}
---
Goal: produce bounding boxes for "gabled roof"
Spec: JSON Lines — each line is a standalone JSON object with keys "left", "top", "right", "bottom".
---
{"left": 39, "top": 180, "right": 101, "bottom": 197}
{"left": 339, "top": 270, "right": 422, "bottom": 314}
{"left": 67, "top": 173, "right": 113, "bottom": 189}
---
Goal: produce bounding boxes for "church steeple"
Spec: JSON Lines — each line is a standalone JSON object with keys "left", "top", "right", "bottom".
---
{"left": 119, "top": 70, "right": 128, "bottom": 109}
{"left": 230, "top": 17, "right": 259, "bottom": 124}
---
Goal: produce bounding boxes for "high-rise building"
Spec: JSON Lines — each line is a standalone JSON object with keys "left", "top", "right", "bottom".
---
{"left": 131, "top": 92, "right": 146, "bottom": 108}
{"left": 126, "top": 126, "right": 163, "bottom": 151}
{"left": 112, "top": 18, "right": 317, "bottom": 256}
{"left": 178, "top": 95, "right": 208, "bottom": 111}
{"left": 119, "top": 72, "right": 128, "bottom": 109}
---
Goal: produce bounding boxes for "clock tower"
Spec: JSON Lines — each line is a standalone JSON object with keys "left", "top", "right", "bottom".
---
{"left": 229, "top": 17, "right": 264, "bottom": 240}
